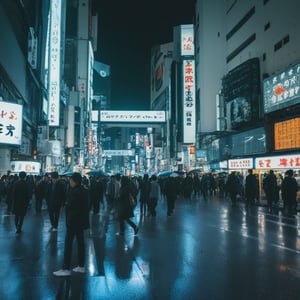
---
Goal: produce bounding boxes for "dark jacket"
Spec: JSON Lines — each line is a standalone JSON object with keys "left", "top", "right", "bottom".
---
{"left": 245, "top": 173, "right": 258, "bottom": 198}
{"left": 139, "top": 179, "right": 150, "bottom": 204}
{"left": 281, "top": 176, "right": 298, "bottom": 203}
{"left": 12, "top": 179, "right": 31, "bottom": 216}
{"left": 65, "top": 185, "right": 89, "bottom": 231}
{"left": 225, "top": 173, "right": 242, "bottom": 194}
{"left": 118, "top": 179, "right": 135, "bottom": 220}
{"left": 47, "top": 180, "right": 67, "bottom": 210}
{"left": 165, "top": 177, "right": 177, "bottom": 199}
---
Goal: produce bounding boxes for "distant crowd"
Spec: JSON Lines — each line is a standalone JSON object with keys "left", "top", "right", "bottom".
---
{"left": 0, "top": 168, "right": 299, "bottom": 233}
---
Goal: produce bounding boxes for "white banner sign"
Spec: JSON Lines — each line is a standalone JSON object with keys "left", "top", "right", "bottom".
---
{"left": 103, "top": 149, "right": 135, "bottom": 156}
{"left": 97, "top": 110, "right": 166, "bottom": 123}
{"left": 228, "top": 158, "right": 253, "bottom": 169}
{"left": 183, "top": 60, "right": 196, "bottom": 144}
{"left": 255, "top": 154, "right": 300, "bottom": 169}
{"left": 0, "top": 102, "right": 23, "bottom": 145}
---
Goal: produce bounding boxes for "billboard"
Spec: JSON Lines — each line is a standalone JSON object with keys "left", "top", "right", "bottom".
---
{"left": 10, "top": 160, "right": 41, "bottom": 174}
{"left": 222, "top": 58, "right": 260, "bottom": 129}
{"left": 182, "top": 60, "right": 196, "bottom": 144}
{"left": 264, "top": 61, "right": 300, "bottom": 113}
{"left": 0, "top": 101, "right": 23, "bottom": 146}
{"left": 274, "top": 117, "right": 300, "bottom": 150}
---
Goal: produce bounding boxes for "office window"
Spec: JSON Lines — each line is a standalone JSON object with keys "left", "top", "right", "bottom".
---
{"left": 226, "top": 34, "right": 256, "bottom": 63}
{"left": 283, "top": 35, "right": 290, "bottom": 44}
{"left": 226, "top": 6, "right": 255, "bottom": 40}
{"left": 264, "top": 22, "right": 270, "bottom": 31}
{"left": 274, "top": 40, "right": 282, "bottom": 52}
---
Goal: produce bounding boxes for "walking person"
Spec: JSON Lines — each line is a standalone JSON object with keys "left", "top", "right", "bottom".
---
{"left": 89, "top": 175, "right": 104, "bottom": 214}
{"left": 165, "top": 175, "right": 177, "bottom": 216}
{"left": 281, "top": 169, "right": 298, "bottom": 215}
{"left": 139, "top": 174, "right": 150, "bottom": 216}
{"left": 47, "top": 172, "right": 67, "bottom": 231}
{"left": 263, "top": 170, "right": 278, "bottom": 213}
{"left": 12, "top": 171, "right": 31, "bottom": 234}
{"left": 106, "top": 175, "right": 116, "bottom": 213}
{"left": 225, "top": 171, "right": 242, "bottom": 207}
{"left": 34, "top": 174, "right": 50, "bottom": 213}
{"left": 245, "top": 169, "right": 258, "bottom": 207}
{"left": 53, "top": 172, "right": 90, "bottom": 276}
{"left": 116, "top": 176, "right": 139, "bottom": 236}
{"left": 148, "top": 175, "right": 161, "bottom": 217}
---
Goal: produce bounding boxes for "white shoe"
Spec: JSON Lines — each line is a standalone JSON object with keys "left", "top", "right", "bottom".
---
{"left": 72, "top": 266, "right": 85, "bottom": 273}
{"left": 53, "top": 269, "right": 71, "bottom": 276}
{"left": 52, "top": 228, "right": 58, "bottom": 232}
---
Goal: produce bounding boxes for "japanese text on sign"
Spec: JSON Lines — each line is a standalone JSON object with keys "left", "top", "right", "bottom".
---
{"left": 183, "top": 60, "right": 195, "bottom": 144}
{"left": 255, "top": 155, "right": 300, "bottom": 169}
{"left": 228, "top": 159, "right": 253, "bottom": 169}
{"left": 0, "top": 102, "right": 22, "bottom": 146}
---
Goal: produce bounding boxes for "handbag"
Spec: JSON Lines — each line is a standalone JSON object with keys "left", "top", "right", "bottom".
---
{"left": 129, "top": 192, "right": 137, "bottom": 208}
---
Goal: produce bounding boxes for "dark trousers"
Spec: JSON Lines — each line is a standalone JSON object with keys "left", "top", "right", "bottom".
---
{"left": 148, "top": 198, "right": 158, "bottom": 216}
{"left": 106, "top": 196, "right": 114, "bottom": 212}
{"left": 166, "top": 196, "right": 175, "bottom": 215}
{"left": 140, "top": 201, "right": 147, "bottom": 215}
{"left": 92, "top": 198, "right": 100, "bottom": 214}
{"left": 119, "top": 218, "right": 137, "bottom": 233}
{"left": 229, "top": 192, "right": 237, "bottom": 206}
{"left": 15, "top": 215, "right": 24, "bottom": 231}
{"left": 245, "top": 193, "right": 255, "bottom": 206}
{"left": 35, "top": 196, "right": 43, "bottom": 213}
{"left": 63, "top": 228, "right": 85, "bottom": 269}
{"left": 49, "top": 208, "right": 61, "bottom": 229}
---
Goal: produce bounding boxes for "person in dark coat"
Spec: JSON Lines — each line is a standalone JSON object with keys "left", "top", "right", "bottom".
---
{"left": 34, "top": 174, "right": 50, "bottom": 213}
{"left": 164, "top": 175, "right": 177, "bottom": 216}
{"left": 245, "top": 169, "right": 258, "bottom": 207}
{"left": 89, "top": 175, "right": 104, "bottom": 214}
{"left": 183, "top": 174, "right": 193, "bottom": 199}
{"left": 281, "top": 169, "right": 298, "bottom": 215}
{"left": 53, "top": 172, "right": 90, "bottom": 276}
{"left": 263, "top": 170, "right": 278, "bottom": 213}
{"left": 12, "top": 171, "right": 31, "bottom": 234}
{"left": 200, "top": 173, "right": 210, "bottom": 200}
{"left": 139, "top": 174, "right": 150, "bottom": 216}
{"left": 47, "top": 172, "right": 66, "bottom": 231}
{"left": 116, "top": 176, "right": 139, "bottom": 236}
{"left": 225, "top": 171, "right": 242, "bottom": 207}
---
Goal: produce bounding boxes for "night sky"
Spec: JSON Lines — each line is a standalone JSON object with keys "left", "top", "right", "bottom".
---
{"left": 93, "top": 1, "right": 195, "bottom": 110}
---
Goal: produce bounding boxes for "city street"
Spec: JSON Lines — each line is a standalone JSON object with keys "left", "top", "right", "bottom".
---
{"left": 1, "top": 194, "right": 300, "bottom": 299}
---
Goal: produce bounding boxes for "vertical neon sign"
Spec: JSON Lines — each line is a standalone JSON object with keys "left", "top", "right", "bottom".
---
{"left": 48, "top": 0, "right": 61, "bottom": 126}
{"left": 183, "top": 60, "right": 196, "bottom": 144}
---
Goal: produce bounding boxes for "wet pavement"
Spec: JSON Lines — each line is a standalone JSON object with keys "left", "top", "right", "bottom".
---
{"left": 1, "top": 194, "right": 300, "bottom": 300}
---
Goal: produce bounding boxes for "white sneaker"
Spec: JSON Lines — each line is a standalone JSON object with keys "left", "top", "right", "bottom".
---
{"left": 53, "top": 269, "right": 71, "bottom": 276}
{"left": 52, "top": 228, "right": 58, "bottom": 232}
{"left": 72, "top": 266, "right": 85, "bottom": 273}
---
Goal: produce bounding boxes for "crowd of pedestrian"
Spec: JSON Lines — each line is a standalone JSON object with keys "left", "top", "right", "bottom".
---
{"left": 0, "top": 167, "right": 299, "bottom": 276}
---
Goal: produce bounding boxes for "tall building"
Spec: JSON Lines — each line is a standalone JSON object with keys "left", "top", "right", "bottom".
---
{"left": 150, "top": 25, "right": 196, "bottom": 172}
{"left": 0, "top": 1, "right": 49, "bottom": 174}
{"left": 195, "top": 0, "right": 300, "bottom": 173}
